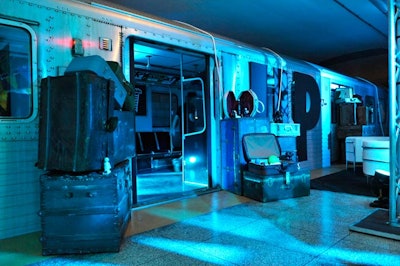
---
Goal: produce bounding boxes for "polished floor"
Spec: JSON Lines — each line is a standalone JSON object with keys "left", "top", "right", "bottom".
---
{"left": 2, "top": 166, "right": 400, "bottom": 265}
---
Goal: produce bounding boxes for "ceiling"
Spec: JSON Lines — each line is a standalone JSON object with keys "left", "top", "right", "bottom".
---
{"left": 93, "top": 0, "right": 389, "bottom": 86}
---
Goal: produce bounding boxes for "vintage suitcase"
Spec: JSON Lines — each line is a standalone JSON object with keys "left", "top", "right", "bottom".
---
{"left": 242, "top": 133, "right": 298, "bottom": 175}
{"left": 38, "top": 72, "right": 135, "bottom": 172}
{"left": 242, "top": 170, "right": 310, "bottom": 202}
{"left": 241, "top": 133, "right": 309, "bottom": 202}
{"left": 39, "top": 160, "right": 132, "bottom": 255}
{"left": 65, "top": 55, "right": 127, "bottom": 109}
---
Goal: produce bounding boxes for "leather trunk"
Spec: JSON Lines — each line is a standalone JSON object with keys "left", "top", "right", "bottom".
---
{"left": 242, "top": 170, "right": 310, "bottom": 202}
{"left": 38, "top": 72, "right": 135, "bottom": 172}
{"left": 39, "top": 160, "right": 132, "bottom": 255}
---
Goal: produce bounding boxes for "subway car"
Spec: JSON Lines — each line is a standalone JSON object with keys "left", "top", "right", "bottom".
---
{"left": 0, "top": 0, "right": 388, "bottom": 240}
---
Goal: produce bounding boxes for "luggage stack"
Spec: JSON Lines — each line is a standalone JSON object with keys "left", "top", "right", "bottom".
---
{"left": 38, "top": 160, "right": 132, "bottom": 255}
{"left": 242, "top": 133, "right": 310, "bottom": 202}
{"left": 37, "top": 56, "right": 135, "bottom": 255}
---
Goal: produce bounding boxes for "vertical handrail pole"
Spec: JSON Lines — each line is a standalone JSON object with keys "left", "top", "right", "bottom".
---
{"left": 388, "top": 0, "right": 399, "bottom": 225}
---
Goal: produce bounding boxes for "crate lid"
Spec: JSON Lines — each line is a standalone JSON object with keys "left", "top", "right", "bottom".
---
{"left": 242, "top": 133, "right": 281, "bottom": 162}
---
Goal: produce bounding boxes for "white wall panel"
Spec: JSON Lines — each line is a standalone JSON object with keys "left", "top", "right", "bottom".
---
{"left": 0, "top": 141, "right": 43, "bottom": 239}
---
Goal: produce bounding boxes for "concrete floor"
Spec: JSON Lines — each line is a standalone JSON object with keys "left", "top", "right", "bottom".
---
{"left": 3, "top": 166, "right": 400, "bottom": 265}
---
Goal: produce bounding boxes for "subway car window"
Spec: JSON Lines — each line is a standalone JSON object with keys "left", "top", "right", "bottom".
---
{"left": 0, "top": 24, "right": 32, "bottom": 118}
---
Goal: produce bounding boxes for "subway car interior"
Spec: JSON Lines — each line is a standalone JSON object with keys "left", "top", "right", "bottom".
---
{"left": 133, "top": 41, "right": 210, "bottom": 205}
{"left": 1, "top": 0, "right": 400, "bottom": 265}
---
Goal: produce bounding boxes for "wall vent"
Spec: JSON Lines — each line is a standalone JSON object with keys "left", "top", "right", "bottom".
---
{"left": 99, "top": 37, "right": 112, "bottom": 51}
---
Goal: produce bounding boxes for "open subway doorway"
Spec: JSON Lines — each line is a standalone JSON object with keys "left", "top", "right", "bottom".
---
{"left": 130, "top": 40, "right": 210, "bottom": 205}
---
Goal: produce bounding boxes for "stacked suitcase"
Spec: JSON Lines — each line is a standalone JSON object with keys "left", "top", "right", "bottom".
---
{"left": 39, "top": 161, "right": 132, "bottom": 255}
{"left": 37, "top": 56, "right": 135, "bottom": 255}
{"left": 242, "top": 133, "right": 310, "bottom": 202}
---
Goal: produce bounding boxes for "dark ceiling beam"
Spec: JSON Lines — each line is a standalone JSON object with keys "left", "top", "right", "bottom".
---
{"left": 333, "top": 0, "right": 387, "bottom": 38}
{"left": 369, "top": 0, "right": 388, "bottom": 15}
{"left": 319, "top": 48, "right": 387, "bottom": 66}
